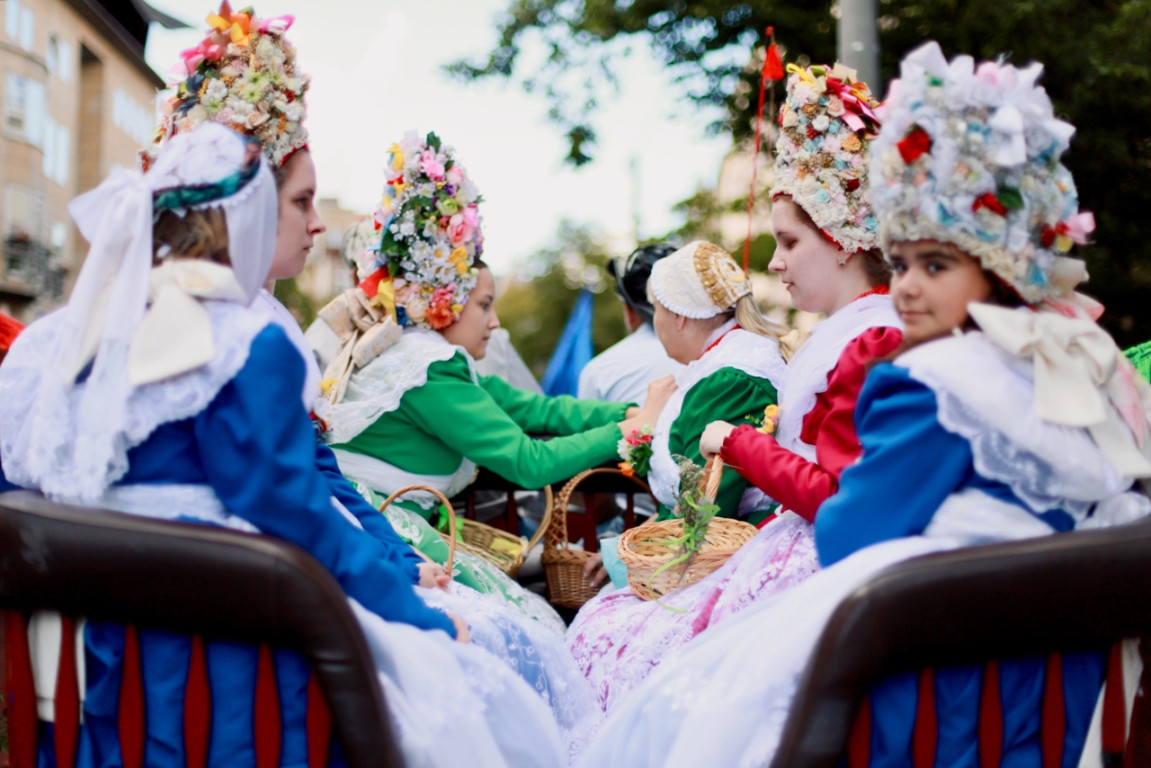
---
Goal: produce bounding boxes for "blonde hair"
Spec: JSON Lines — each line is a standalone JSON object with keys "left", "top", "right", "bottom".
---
{"left": 733, "top": 294, "right": 786, "bottom": 339}
{"left": 152, "top": 207, "right": 231, "bottom": 266}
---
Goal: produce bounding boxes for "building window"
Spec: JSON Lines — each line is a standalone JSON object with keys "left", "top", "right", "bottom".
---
{"left": 4, "top": 73, "right": 46, "bottom": 147}
{"left": 45, "top": 35, "right": 73, "bottom": 83}
{"left": 41, "top": 117, "right": 70, "bottom": 186}
{"left": 113, "top": 88, "right": 153, "bottom": 146}
{"left": 5, "top": 0, "right": 35, "bottom": 52}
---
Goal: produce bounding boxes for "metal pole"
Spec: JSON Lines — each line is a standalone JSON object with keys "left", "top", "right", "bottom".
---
{"left": 837, "top": 0, "right": 879, "bottom": 88}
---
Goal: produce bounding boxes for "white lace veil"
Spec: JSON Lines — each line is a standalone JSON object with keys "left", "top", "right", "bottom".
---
{"left": 4, "top": 123, "right": 277, "bottom": 501}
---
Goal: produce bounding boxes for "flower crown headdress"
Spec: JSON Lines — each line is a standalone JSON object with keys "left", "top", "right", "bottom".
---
{"left": 153, "top": 2, "right": 308, "bottom": 168}
{"left": 870, "top": 41, "right": 1094, "bottom": 304}
{"left": 347, "top": 130, "right": 483, "bottom": 331}
{"left": 773, "top": 62, "right": 882, "bottom": 254}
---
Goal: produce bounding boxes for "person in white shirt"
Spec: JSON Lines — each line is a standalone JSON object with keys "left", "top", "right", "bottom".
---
{"left": 578, "top": 244, "right": 684, "bottom": 405}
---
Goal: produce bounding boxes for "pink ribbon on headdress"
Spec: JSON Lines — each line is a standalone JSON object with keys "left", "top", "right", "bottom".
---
{"left": 258, "top": 15, "right": 295, "bottom": 35}
{"left": 178, "top": 39, "right": 224, "bottom": 76}
{"left": 1059, "top": 212, "right": 1096, "bottom": 245}
{"left": 824, "top": 77, "right": 879, "bottom": 133}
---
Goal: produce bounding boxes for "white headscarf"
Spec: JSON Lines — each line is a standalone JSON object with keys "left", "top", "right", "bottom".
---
{"left": 0, "top": 124, "right": 278, "bottom": 501}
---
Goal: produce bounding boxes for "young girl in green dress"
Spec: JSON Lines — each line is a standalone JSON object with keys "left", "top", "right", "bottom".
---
{"left": 312, "top": 131, "right": 673, "bottom": 629}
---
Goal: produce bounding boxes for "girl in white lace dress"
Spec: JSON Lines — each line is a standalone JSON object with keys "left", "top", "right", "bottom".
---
{"left": 576, "top": 42, "right": 1151, "bottom": 768}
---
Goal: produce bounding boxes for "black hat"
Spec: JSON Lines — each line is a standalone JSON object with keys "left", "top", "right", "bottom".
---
{"left": 608, "top": 243, "right": 676, "bottom": 324}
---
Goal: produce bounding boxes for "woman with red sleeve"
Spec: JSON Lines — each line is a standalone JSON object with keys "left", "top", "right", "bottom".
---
{"left": 565, "top": 63, "right": 898, "bottom": 722}
{"left": 700, "top": 64, "right": 902, "bottom": 524}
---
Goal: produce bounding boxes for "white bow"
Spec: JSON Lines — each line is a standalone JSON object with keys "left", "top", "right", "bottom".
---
{"left": 970, "top": 303, "right": 1151, "bottom": 477}
{"left": 129, "top": 260, "right": 249, "bottom": 385}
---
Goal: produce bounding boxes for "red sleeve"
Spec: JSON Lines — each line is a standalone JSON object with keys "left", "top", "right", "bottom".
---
{"left": 720, "top": 326, "right": 904, "bottom": 525}
{"left": 801, "top": 326, "right": 904, "bottom": 479}
{"left": 721, "top": 424, "right": 835, "bottom": 523}
{"left": 0, "top": 313, "right": 24, "bottom": 353}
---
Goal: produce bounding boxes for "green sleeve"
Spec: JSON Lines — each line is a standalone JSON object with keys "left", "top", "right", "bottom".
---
{"left": 400, "top": 355, "right": 624, "bottom": 488}
{"left": 1126, "top": 341, "right": 1151, "bottom": 383}
{"left": 479, "top": 373, "right": 631, "bottom": 435}
{"left": 657, "top": 367, "right": 778, "bottom": 520}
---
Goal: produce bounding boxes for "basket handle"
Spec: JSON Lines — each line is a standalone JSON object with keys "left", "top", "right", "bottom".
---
{"left": 522, "top": 485, "right": 555, "bottom": 555}
{"left": 701, "top": 456, "right": 725, "bottom": 503}
{"left": 548, "top": 468, "right": 655, "bottom": 552}
{"left": 378, "top": 485, "right": 458, "bottom": 577}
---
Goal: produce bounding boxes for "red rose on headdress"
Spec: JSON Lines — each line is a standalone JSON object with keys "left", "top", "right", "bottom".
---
{"left": 424, "top": 286, "right": 457, "bottom": 330}
{"left": 897, "top": 128, "right": 932, "bottom": 164}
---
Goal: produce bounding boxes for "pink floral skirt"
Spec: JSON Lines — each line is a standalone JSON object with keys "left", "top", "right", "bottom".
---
{"left": 565, "top": 512, "right": 819, "bottom": 714}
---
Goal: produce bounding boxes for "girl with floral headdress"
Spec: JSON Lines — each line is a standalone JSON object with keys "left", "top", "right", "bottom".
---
{"left": 312, "top": 132, "right": 672, "bottom": 635}
{"left": 154, "top": 3, "right": 453, "bottom": 596}
{"left": 0, "top": 122, "right": 579, "bottom": 768}
{"left": 143, "top": 10, "right": 604, "bottom": 760}
{"left": 565, "top": 62, "right": 891, "bottom": 720}
{"left": 576, "top": 42, "right": 1151, "bottom": 768}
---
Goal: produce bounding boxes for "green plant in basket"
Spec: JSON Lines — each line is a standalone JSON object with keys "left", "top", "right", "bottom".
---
{"left": 647, "top": 455, "right": 721, "bottom": 608}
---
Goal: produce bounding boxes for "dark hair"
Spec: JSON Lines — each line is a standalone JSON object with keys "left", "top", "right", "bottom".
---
{"left": 152, "top": 207, "right": 230, "bottom": 266}
{"left": 609, "top": 243, "right": 677, "bottom": 323}
{"left": 272, "top": 148, "right": 309, "bottom": 190}
{"left": 776, "top": 195, "right": 891, "bottom": 287}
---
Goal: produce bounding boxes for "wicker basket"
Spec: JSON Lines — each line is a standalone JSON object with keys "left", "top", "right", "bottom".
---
{"left": 379, "top": 485, "right": 459, "bottom": 576}
{"left": 618, "top": 517, "right": 757, "bottom": 600}
{"left": 451, "top": 487, "right": 553, "bottom": 578}
{"left": 617, "top": 457, "right": 757, "bottom": 600}
{"left": 541, "top": 468, "right": 655, "bottom": 610}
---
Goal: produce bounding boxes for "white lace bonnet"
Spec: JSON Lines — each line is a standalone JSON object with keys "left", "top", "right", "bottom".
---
{"left": 11, "top": 123, "right": 278, "bottom": 501}
{"left": 870, "top": 41, "right": 1094, "bottom": 304}
{"left": 648, "top": 241, "right": 752, "bottom": 319}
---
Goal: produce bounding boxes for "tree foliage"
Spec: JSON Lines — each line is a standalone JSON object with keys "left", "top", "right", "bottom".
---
{"left": 451, "top": 0, "right": 1151, "bottom": 345}
{"left": 496, "top": 221, "right": 629, "bottom": 377}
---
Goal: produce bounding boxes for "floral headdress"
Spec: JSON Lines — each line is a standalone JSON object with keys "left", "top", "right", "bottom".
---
{"left": 870, "top": 41, "right": 1094, "bottom": 304}
{"left": 347, "top": 130, "right": 483, "bottom": 331}
{"left": 153, "top": 1, "right": 307, "bottom": 168}
{"left": 773, "top": 62, "right": 882, "bottom": 254}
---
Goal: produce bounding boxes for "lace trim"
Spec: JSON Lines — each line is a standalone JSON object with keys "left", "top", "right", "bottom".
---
{"left": 898, "top": 333, "right": 1132, "bottom": 520}
{"left": 0, "top": 303, "right": 268, "bottom": 501}
{"left": 324, "top": 329, "right": 469, "bottom": 445}
{"left": 649, "top": 328, "right": 788, "bottom": 508}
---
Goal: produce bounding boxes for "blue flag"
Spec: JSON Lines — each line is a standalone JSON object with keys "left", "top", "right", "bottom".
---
{"left": 541, "top": 289, "right": 594, "bottom": 396}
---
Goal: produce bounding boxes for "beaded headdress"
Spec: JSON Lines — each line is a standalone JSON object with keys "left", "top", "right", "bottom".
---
{"left": 773, "top": 62, "right": 882, "bottom": 254}
{"left": 153, "top": 2, "right": 308, "bottom": 168}
{"left": 870, "top": 41, "right": 1094, "bottom": 303}
{"left": 649, "top": 241, "right": 752, "bottom": 319}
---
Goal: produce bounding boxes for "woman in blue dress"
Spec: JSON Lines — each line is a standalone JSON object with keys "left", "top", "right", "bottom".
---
{"left": 142, "top": 7, "right": 603, "bottom": 760}
{"left": 0, "top": 121, "right": 571, "bottom": 768}
{"left": 576, "top": 41, "right": 1151, "bottom": 768}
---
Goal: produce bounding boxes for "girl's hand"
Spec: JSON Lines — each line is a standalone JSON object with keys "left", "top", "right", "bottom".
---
{"left": 583, "top": 552, "right": 609, "bottom": 588}
{"left": 418, "top": 562, "right": 451, "bottom": 591}
{"left": 699, "top": 421, "right": 737, "bottom": 460}
{"left": 619, "top": 376, "right": 677, "bottom": 435}
{"left": 446, "top": 611, "right": 470, "bottom": 643}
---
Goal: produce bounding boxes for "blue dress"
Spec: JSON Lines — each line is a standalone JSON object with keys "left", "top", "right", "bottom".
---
{"left": 67, "top": 324, "right": 456, "bottom": 768}
{"left": 815, "top": 364, "right": 1103, "bottom": 768}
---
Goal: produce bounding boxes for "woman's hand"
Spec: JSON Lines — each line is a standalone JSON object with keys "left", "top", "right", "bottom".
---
{"left": 583, "top": 552, "right": 609, "bottom": 588}
{"left": 418, "top": 562, "right": 452, "bottom": 591}
{"left": 699, "top": 421, "right": 737, "bottom": 460}
{"left": 446, "top": 611, "right": 470, "bottom": 643}
{"left": 619, "top": 375, "right": 677, "bottom": 435}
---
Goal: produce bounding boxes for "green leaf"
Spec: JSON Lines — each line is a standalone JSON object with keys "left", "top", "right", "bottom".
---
{"left": 997, "top": 185, "right": 1024, "bottom": 211}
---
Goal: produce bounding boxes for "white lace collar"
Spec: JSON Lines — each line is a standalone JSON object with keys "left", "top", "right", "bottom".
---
{"left": 776, "top": 294, "right": 901, "bottom": 461}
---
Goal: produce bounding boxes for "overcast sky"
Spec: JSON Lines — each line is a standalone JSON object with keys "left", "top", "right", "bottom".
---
{"left": 144, "top": 0, "right": 733, "bottom": 273}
